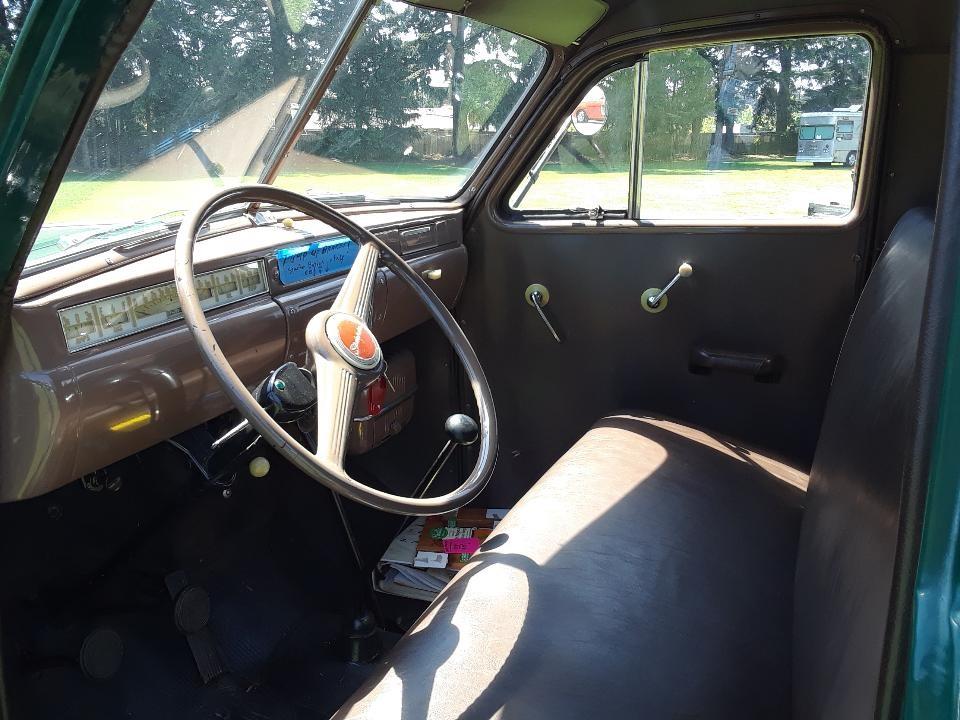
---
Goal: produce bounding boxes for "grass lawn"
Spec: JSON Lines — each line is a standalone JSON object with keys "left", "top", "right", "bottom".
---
{"left": 517, "top": 159, "right": 855, "bottom": 218}
{"left": 36, "top": 158, "right": 854, "bottom": 259}
{"left": 43, "top": 162, "right": 472, "bottom": 226}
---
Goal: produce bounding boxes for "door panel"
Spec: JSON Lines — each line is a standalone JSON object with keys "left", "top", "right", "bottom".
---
{"left": 458, "top": 218, "right": 860, "bottom": 507}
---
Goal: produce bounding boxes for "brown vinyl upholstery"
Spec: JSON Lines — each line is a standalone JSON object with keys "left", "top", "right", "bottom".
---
{"left": 792, "top": 207, "right": 934, "bottom": 719}
{"left": 336, "top": 416, "right": 808, "bottom": 719}
{"left": 334, "top": 208, "right": 933, "bottom": 720}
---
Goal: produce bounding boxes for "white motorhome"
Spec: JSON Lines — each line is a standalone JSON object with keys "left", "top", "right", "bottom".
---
{"left": 796, "top": 106, "right": 863, "bottom": 166}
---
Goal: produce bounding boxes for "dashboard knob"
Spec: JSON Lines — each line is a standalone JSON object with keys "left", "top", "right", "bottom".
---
{"left": 249, "top": 456, "right": 271, "bottom": 477}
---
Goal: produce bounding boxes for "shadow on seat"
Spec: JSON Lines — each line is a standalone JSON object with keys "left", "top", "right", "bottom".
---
{"left": 338, "top": 417, "right": 807, "bottom": 719}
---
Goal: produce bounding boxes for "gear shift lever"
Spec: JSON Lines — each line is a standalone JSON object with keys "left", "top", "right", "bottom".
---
{"left": 411, "top": 414, "right": 480, "bottom": 500}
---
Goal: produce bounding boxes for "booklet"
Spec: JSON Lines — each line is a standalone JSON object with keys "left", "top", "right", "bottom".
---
{"left": 374, "top": 509, "right": 508, "bottom": 600}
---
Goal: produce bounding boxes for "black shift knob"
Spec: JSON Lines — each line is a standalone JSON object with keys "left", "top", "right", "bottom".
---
{"left": 445, "top": 414, "right": 479, "bottom": 446}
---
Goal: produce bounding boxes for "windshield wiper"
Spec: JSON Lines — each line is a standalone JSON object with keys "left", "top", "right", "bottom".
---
{"left": 303, "top": 190, "right": 367, "bottom": 206}
{"left": 55, "top": 210, "right": 186, "bottom": 252}
{"left": 56, "top": 189, "right": 372, "bottom": 258}
{"left": 54, "top": 203, "right": 259, "bottom": 255}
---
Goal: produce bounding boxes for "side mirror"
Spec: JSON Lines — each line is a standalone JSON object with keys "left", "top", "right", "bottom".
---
{"left": 571, "top": 85, "right": 607, "bottom": 136}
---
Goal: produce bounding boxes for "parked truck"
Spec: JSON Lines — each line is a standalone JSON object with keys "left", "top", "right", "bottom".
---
{"left": 796, "top": 106, "right": 863, "bottom": 166}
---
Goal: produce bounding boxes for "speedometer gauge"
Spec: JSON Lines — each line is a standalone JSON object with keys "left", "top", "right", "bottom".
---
{"left": 58, "top": 261, "right": 267, "bottom": 352}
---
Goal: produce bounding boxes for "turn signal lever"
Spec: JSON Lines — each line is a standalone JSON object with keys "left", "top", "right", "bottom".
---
{"left": 411, "top": 414, "right": 480, "bottom": 500}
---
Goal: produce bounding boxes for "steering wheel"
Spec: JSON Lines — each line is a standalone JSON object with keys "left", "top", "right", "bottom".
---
{"left": 174, "top": 185, "right": 497, "bottom": 515}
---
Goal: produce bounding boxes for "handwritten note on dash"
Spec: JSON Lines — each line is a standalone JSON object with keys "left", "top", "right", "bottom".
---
{"left": 275, "top": 235, "right": 359, "bottom": 285}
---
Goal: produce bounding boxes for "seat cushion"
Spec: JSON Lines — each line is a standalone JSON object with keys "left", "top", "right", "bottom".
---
{"left": 335, "top": 414, "right": 808, "bottom": 720}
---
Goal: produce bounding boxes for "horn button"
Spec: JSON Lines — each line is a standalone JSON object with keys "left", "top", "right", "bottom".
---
{"left": 324, "top": 312, "right": 383, "bottom": 371}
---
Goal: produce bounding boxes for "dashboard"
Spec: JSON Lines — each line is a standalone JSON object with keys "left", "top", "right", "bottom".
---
{"left": 2, "top": 208, "right": 467, "bottom": 503}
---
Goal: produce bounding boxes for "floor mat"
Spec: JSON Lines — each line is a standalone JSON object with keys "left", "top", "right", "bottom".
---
{"left": 7, "top": 472, "right": 399, "bottom": 720}
{"left": 15, "top": 567, "right": 396, "bottom": 719}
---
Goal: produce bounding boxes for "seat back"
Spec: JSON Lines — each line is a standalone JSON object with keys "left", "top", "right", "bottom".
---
{"left": 793, "top": 208, "right": 934, "bottom": 719}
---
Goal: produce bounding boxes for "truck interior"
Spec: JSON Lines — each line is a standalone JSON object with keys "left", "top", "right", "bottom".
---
{"left": 0, "top": 0, "right": 958, "bottom": 717}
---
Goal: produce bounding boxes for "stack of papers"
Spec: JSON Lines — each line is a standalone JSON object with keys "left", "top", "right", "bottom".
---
{"left": 376, "top": 519, "right": 453, "bottom": 600}
{"left": 374, "top": 509, "right": 509, "bottom": 601}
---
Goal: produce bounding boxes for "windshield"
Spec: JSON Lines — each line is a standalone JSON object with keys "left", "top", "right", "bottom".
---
{"left": 32, "top": 0, "right": 364, "bottom": 266}
{"left": 799, "top": 125, "right": 836, "bottom": 140}
{"left": 272, "top": 2, "right": 547, "bottom": 200}
{"left": 31, "top": 0, "right": 546, "bottom": 267}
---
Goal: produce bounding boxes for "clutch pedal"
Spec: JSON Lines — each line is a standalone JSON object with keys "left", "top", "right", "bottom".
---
{"left": 164, "top": 570, "right": 226, "bottom": 684}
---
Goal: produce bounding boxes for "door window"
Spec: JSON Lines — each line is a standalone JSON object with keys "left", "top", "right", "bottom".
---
{"left": 509, "top": 33, "right": 874, "bottom": 222}
{"left": 509, "top": 65, "right": 638, "bottom": 213}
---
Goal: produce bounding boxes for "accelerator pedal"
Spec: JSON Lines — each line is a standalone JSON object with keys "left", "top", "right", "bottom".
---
{"left": 164, "top": 570, "right": 226, "bottom": 684}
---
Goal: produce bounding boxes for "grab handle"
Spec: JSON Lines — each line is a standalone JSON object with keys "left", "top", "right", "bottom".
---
{"left": 689, "top": 348, "right": 782, "bottom": 382}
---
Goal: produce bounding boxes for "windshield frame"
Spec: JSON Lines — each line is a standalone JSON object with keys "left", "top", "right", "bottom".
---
{"left": 257, "top": 0, "right": 375, "bottom": 188}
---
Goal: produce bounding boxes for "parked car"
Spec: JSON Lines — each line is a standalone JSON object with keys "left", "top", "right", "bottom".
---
{"left": 574, "top": 85, "right": 607, "bottom": 123}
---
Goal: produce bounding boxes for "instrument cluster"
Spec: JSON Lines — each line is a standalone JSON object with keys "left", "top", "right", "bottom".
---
{"left": 58, "top": 261, "right": 268, "bottom": 352}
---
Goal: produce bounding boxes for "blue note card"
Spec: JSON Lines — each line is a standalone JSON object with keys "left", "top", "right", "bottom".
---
{"left": 275, "top": 235, "right": 359, "bottom": 285}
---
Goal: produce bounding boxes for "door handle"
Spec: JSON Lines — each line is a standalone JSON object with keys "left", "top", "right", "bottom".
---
{"left": 524, "top": 283, "right": 561, "bottom": 343}
{"left": 689, "top": 348, "right": 782, "bottom": 382}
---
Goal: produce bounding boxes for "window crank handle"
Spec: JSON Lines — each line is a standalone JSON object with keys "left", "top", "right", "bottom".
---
{"left": 524, "top": 283, "right": 562, "bottom": 343}
{"left": 531, "top": 291, "right": 561, "bottom": 343}
{"left": 648, "top": 262, "right": 693, "bottom": 309}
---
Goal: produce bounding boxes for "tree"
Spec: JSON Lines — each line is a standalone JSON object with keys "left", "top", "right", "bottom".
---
{"left": 63, "top": 0, "right": 357, "bottom": 173}
{"left": 796, "top": 34, "right": 871, "bottom": 111}
{"left": 305, "top": 1, "right": 448, "bottom": 161}
{"left": 645, "top": 48, "right": 714, "bottom": 161}
{"left": 306, "top": 5, "right": 543, "bottom": 163}
{"left": 461, "top": 29, "right": 542, "bottom": 131}
{"left": 449, "top": 22, "right": 539, "bottom": 159}
{"left": 1, "top": 0, "right": 545, "bottom": 172}
{"left": 448, "top": 15, "right": 466, "bottom": 156}
{"left": 0, "top": 1, "right": 33, "bottom": 76}
{"left": 741, "top": 36, "right": 870, "bottom": 152}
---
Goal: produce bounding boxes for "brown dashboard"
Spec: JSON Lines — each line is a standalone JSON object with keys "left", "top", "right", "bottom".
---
{"left": 1, "top": 207, "right": 467, "bottom": 502}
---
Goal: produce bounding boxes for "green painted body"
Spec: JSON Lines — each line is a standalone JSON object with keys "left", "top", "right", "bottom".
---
{"left": 903, "top": 280, "right": 960, "bottom": 716}
{"left": 0, "top": 0, "right": 956, "bottom": 717}
{"left": 0, "top": 0, "right": 149, "bottom": 286}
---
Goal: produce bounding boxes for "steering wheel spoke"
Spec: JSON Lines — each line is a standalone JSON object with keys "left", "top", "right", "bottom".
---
{"left": 332, "top": 241, "right": 380, "bottom": 323}
{"left": 312, "top": 353, "right": 358, "bottom": 467}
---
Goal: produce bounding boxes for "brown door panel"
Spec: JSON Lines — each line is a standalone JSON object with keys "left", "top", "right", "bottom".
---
{"left": 458, "top": 221, "right": 860, "bottom": 506}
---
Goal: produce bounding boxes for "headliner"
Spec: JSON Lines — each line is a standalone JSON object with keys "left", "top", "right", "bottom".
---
{"left": 410, "top": 0, "right": 952, "bottom": 50}
{"left": 584, "top": 0, "right": 951, "bottom": 51}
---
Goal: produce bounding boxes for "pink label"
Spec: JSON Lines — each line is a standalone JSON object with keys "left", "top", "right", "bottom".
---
{"left": 442, "top": 537, "right": 481, "bottom": 555}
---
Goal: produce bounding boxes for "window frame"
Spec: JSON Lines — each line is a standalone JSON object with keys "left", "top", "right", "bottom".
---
{"left": 508, "top": 59, "right": 643, "bottom": 217}
{"left": 497, "top": 19, "right": 887, "bottom": 231}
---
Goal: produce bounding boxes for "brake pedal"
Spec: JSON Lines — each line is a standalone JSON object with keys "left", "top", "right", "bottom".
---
{"left": 165, "top": 571, "right": 226, "bottom": 684}
{"left": 79, "top": 626, "right": 124, "bottom": 681}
